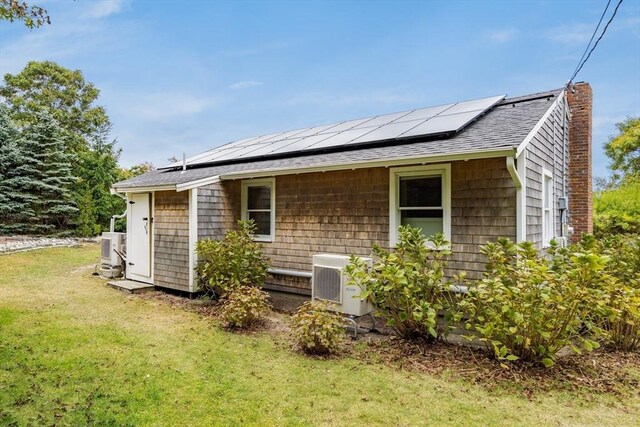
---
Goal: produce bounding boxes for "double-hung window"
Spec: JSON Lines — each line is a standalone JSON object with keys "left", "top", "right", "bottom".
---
{"left": 542, "top": 170, "right": 554, "bottom": 246}
{"left": 389, "top": 164, "right": 451, "bottom": 247}
{"left": 241, "top": 178, "right": 275, "bottom": 242}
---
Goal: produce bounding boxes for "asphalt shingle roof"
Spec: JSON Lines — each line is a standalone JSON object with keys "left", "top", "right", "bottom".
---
{"left": 113, "top": 88, "right": 562, "bottom": 190}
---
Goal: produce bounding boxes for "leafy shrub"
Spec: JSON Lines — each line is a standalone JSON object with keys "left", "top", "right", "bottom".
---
{"left": 594, "top": 179, "right": 640, "bottom": 236}
{"left": 578, "top": 235, "right": 640, "bottom": 351}
{"left": 460, "top": 238, "right": 606, "bottom": 367}
{"left": 345, "top": 226, "right": 462, "bottom": 341}
{"left": 220, "top": 285, "right": 271, "bottom": 329}
{"left": 195, "top": 220, "right": 270, "bottom": 297}
{"left": 291, "top": 301, "right": 345, "bottom": 355}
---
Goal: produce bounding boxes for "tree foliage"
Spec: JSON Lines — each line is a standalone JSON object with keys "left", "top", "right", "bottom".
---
{"left": 0, "top": 61, "right": 111, "bottom": 153}
{"left": 595, "top": 117, "right": 640, "bottom": 236}
{"left": 0, "top": 61, "right": 141, "bottom": 235}
{"left": 0, "top": 109, "right": 77, "bottom": 234}
{"left": 594, "top": 178, "right": 640, "bottom": 236}
{"left": 0, "top": 0, "right": 50, "bottom": 28}
{"left": 604, "top": 117, "right": 640, "bottom": 182}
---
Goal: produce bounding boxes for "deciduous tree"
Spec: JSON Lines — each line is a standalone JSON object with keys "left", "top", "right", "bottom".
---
{"left": 0, "top": 0, "right": 50, "bottom": 28}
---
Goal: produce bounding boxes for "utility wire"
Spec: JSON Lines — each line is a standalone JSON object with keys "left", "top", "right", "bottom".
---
{"left": 571, "top": 0, "right": 611, "bottom": 80}
{"left": 568, "top": 0, "right": 624, "bottom": 84}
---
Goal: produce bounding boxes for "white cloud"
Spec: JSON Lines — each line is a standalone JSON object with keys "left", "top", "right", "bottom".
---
{"left": 486, "top": 28, "right": 518, "bottom": 43}
{"left": 229, "top": 80, "right": 264, "bottom": 90}
{"left": 546, "top": 23, "right": 594, "bottom": 45}
{"left": 87, "top": 0, "right": 125, "bottom": 19}
{"left": 121, "top": 92, "right": 216, "bottom": 121}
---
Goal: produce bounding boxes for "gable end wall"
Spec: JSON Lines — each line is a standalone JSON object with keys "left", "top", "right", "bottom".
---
{"left": 524, "top": 96, "right": 568, "bottom": 248}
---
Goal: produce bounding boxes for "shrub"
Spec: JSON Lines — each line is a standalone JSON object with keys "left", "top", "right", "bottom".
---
{"left": 345, "top": 226, "right": 462, "bottom": 341}
{"left": 195, "top": 220, "right": 270, "bottom": 297}
{"left": 460, "top": 238, "right": 606, "bottom": 367}
{"left": 579, "top": 235, "right": 640, "bottom": 351}
{"left": 594, "top": 179, "right": 640, "bottom": 236}
{"left": 220, "top": 286, "right": 271, "bottom": 329}
{"left": 291, "top": 300, "right": 345, "bottom": 355}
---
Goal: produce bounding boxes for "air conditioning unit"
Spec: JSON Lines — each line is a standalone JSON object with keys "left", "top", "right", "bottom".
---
{"left": 312, "top": 254, "right": 373, "bottom": 317}
{"left": 100, "top": 232, "right": 126, "bottom": 278}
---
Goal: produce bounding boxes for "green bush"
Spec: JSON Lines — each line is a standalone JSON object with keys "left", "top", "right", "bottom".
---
{"left": 345, "top": 226, "right": 462, "bottom": 341}
{"left": 578, "top": 235, "right": 640, "bottom": 351}
{"left": 460, "top": 238, "right": 606, "bottom": 367}
{"left": 594, "top": 179, "right": 640, "bottom": 236}
{"left": 195, "top": 220, "right": 270, "bottom": 297}
{"left": 291, "top": 301, "right": 345, "bottom": 355}
{"left": 220, "top": 286, "right": 271, "bottom": 329}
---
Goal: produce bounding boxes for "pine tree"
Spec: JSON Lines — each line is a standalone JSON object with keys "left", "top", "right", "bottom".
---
{"left": 0, "top": 105, "right": 35, "bottom": 233}
{"left": 19, "top": 111, "right": 78, "bottom": 233}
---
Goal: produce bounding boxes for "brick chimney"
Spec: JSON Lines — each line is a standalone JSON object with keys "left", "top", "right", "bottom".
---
{"left": 567, "top": 82, "right": 593, "bottom": 240}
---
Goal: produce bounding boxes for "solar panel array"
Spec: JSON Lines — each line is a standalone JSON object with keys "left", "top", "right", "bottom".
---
{"left": 162, "top": 94, "right": 505, "bottom": 169}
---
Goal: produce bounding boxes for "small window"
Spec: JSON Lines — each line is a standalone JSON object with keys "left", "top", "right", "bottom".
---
{"left": 390, "top": 165, "right": 451, "bottom": 246}
{"left": 399, "top": 176, "right": 444, "bottom": 237}
{"left": 542, "top": 171, "right": 554, "bottom": 246}
{"left": 241, "top": 178, "right": 275, "bottom": 241}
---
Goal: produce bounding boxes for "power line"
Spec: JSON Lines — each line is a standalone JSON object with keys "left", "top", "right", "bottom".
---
{"left": 571, "top": 0, "right": 612, "bottom": 81}
{"left": 568, "top": 0, "right": 624, "bottom": 84}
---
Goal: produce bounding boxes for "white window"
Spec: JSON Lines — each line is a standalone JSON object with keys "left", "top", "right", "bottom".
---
{"left": 542, "top": 170, "right": 554, "bottom": 246}
{"left": 241, "top": 178, "right": 275, "bottom": 242}
{"left": 389, "top": 164, "right": 451, "bottom": 247}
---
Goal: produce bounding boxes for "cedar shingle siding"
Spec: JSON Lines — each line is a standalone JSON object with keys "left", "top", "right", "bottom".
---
{"left": 525, "top": 96, "right": 569, "bottom": 247}
{"left": 154, "top": 190, "right": 190, "bottom": 291}
{"left": 196, "top": 158, "right": 516, "bottom": 294}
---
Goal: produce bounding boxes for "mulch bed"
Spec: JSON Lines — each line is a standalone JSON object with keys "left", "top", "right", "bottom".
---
{"left": 134, "top": 289, "right": 640, "bottom": 399}
{"left": 347, "top": 336, "right": 640, "bottom": 399}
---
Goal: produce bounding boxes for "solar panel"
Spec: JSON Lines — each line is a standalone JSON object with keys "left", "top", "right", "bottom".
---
{"left": 160, "top": 94, "right": 505, "bottom": 169}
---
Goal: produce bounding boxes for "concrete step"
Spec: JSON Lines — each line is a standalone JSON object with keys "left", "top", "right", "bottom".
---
{"left": 107, "top": 280, "right": 154, "bottom": 294}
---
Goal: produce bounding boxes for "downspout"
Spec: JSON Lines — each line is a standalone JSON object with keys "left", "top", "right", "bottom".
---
{"left": 109, "top": 188, "right": 128, "bottom": 233}
{"left": 507, "top": 155, "right": 526, "bottom": 243}
{"left": 506, "top": 156, "right": 522, "bottom": 189}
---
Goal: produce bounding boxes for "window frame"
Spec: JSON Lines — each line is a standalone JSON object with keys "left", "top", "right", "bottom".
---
{"left": 241, "top": 178, "right": 276, "bottom": 242}
{"left": 542, "top": 169, "right": 554, "bottom": 247}
{"left": 389, "top": 164, "right": 451, "bottom": 247}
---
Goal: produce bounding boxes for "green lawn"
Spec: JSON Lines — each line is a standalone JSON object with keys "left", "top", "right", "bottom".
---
{"left": 1, "top": 245, "right": 638, "bottom": 426}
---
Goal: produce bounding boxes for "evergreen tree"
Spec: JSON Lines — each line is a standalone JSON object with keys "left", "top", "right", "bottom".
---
{"left": 19, "top": 111, "right": 78, "bottom": 233}
{"left": 0, "top": 105, "right": 35, "bottom": 233}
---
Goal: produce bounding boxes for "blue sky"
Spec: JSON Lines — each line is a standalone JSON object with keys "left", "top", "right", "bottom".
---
{"left": 1, "top": 0, "right": 639, "bottom": 178}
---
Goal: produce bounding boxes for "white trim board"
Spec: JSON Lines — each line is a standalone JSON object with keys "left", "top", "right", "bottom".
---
{"left": 188, "top": 188, "right": 198, "bottom": 292}
{"left": 515, "top": 90, "right": 565, "bottom": 158}
{"left": 388, "top": 163, "right": 452, "bottom": 247}
{"left": 240, "top": 178, "right": 276, "bottom": 242}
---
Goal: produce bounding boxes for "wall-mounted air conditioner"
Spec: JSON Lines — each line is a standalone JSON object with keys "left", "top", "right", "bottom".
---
{"left": 312, "top": 254, "right": 373, "bottom": 317}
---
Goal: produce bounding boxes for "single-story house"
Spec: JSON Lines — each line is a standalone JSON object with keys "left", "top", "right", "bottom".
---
{"left": 111, "top": 83, "right": 593, "bottom": 295}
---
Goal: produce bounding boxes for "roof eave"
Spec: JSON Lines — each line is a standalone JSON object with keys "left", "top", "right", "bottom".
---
{"left": 218, "top": 147, "right": 516, "bottom": 180}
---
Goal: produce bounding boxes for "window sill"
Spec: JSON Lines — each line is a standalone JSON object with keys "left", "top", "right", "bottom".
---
{"left": 252, "top": 236, "right": 274, "bottom": 243}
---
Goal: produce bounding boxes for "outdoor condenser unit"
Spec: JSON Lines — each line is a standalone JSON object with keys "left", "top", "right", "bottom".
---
{"left": 311, "top": 254, "right": 373, "bottom": 317}
{"left": 100, "top": 232, "right": 126, "bottom": 278}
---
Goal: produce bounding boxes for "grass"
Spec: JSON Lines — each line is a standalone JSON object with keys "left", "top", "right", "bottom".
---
{"left": 1, "top": 244, "right": 639, "bottom": 426}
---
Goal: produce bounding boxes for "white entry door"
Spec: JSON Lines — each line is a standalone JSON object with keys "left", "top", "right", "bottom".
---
{"left": 128, "top": 193, "right": 152, "bottom": 281}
